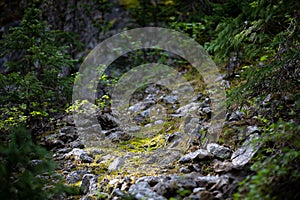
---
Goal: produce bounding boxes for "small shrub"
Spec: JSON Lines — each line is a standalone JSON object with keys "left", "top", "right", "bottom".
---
{"left": 0, "top": 7, "right": 76, "bottom": 134}
{"left": 0, "top": 127, "right": 78, "bottom": 200}
{"left": 234, "top": 120, "right": 300, "bottom": 200}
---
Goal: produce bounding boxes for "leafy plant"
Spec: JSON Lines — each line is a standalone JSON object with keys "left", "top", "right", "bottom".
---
{"left": 205, "top": 0, "right": 300, "bottom": 107}
{"left": 0, "top": 127, "right": 79, "bottom": 200}
{"left": 195, "top": 2, "right": 300, "bottom": 199}
{"left": 0, "top": 7, "right": 76, "bottom": 134}
{"left": 234, "top": 120, "right": 300, "bottom": 200}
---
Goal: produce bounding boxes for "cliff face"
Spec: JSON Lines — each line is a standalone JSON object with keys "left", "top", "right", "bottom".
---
{"left": 0, "top": 0, "right": 135, "bottom": 72}
{"left": 39, "top": 0, "right": 135, "bottom": 50}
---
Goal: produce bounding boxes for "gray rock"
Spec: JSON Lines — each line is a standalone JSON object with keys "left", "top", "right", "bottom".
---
{"left": 202, "top": 107, "right": 212, "bottom": 114}
{"left": 152, "top": 182, "right": 169, "bottom": 196}
{"left": 140, "top": 109, "right": 150, "bottom": 117}
{"left": 172, "top": 175, "right": 198, "bottom": 188}
{"left": 193, "top": 187, "right": 206, "bottom": 193}
{"left": 246, "top": 126, "right": 260, "bottom": 135}
{"left": 179, "top": 167, "right": 190, "bottom": 173}
{"left": 112, "top": 188, "right": 126, "bottom": 197}
{"left": 192, "top": 93, "right": 204, "bottom": 102}
{"left": 102, "top": 127, "right": 121, "bottom": 136}
{"left": 107, "top": 131, "right": 132, "bottom": 142}
{"left": 227, "top": 111, "right": 244, "bottom": 121}
{"left": 143, "top": 98, "right": 157, "bottom": 107}
{"left": 207, "top": 143, "right": 232, "bottom": 159}
{"left": 163, "top": 95, "right": 178, "bottom": 104}
{"left": 57, "top": 114, "right": 75, "bottom": 126}
{"left": 145, "top": 85, "right": 159, "bottom": 94}
{"left": 210, "top": 175, "right": 230, "bottom": 190}
{"left": 58, "top": 126, "right": 78, "bottom": 143}
{"left": 133, "top": 109, "right": 150, "bottom": 124}
{"left": 128, "top": 102, "right": 147, "bottom": 113}
{"left": 196, "top": 175, "right": 229, "bottom": 190}
{"left": 183, "top": 116, "right": 202, "bottom": 137}
{"left": 212, "top": 190, "right": 224, "bottom": 199}
{"left": 166, "top": 132, "right": 181, "bottom": 143}
{"left": 80, "top": 154, "right": 94, "bottom": 163}
{"left": 152, "top": 174, "right": 197, "bottom": 196}
{"left": 80, "top": 174, "right": 98, "bottom": 194}
{"left": 176, "top": 102, "right": 200, "bottom": 116}
{"left": 109, "top": 178, "right": 121, "bottom": 186}
{"left": 42, "top": 136, "right": 65, "bottom": 150}
{"left": 121, "top": 180, "right": 131, "bottom": 191}
{"left": 154, "top": 120, "right": 164, "bottom": 125}
{"left": 191, "top": 164, "right": 201, "bottom": 172}
{"left": 56, "top": 147, "right": 72, "bottom": 154}
{"left": 108, "top": 157, "right": 125, "bottom": 172}
{"left": 262, "top": 94, "right": 272, "bottom": 106}
{"left": 136, "top": 175, "right": 169, "bottom": 186}
{"left": 76, "top": 124, "right": 105, "bottom": 142}
{"left": 65, "top": 148, "right": 93, "bottom": 163}
{"left": 75, "top": 118, "right": 97, "bottom": 128}
{"left": 188, "top": 190, "right": 214, "bottom": 200}
{"left": 231, "top": 133, "right": 261, "bottom": 168}
{"left": 212, "top": 160, "right": 233, "bottom": 173}
{"left": 97, "top": 113, "right": 120, "bottom": 130}
{"left": 90, "top": 148, "right": 104, "bottom": 155}
{"left": 128, "top": 126, "right": 141, "bottom": 132}
{"left": 195, "top": 176, "right": 221, "bottom": 186}
{"left": 66, "top": 171, "right": 83, "bottom": 184}
{"left": 221, "top": 80, "right": 230, "bottom": 88}
{"left": 156, "top": 149, "right": 182, "bottom": 165}
{"left": 128, "top": 181, "right": 167, "bottom": 200}
{"left": 63, "top": 162, "right": 76, "bottom": 172}
{"left": 69, "top": 141, "right": 85, "bottom": 149}
{"left": 144, "top": 123, "right": 152, "bottom": 128}
{"left": 179, "top": 149, "right": 210, "bottom": 163}
{"left": 96, "top": 154, "right": 116, "bottom": 164}
{"left": 236, "top": 125, "right": 260, "bottom": 141}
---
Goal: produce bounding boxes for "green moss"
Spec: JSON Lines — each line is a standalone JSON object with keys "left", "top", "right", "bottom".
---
{"left": 118, "top": 132, "right": 165, "bottom": 153}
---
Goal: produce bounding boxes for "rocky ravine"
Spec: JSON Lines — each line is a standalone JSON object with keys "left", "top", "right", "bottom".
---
{"left": 41, "top": 82, "right": 261, "bottom": 200}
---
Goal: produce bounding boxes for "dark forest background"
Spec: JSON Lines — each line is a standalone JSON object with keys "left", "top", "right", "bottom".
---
{"left": 0, "top": 0, "right": 299, "bottom": 199}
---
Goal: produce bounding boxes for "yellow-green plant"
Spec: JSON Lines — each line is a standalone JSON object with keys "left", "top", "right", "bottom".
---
{"left": 0, "top": 7, "right": 77, "bottom": 134}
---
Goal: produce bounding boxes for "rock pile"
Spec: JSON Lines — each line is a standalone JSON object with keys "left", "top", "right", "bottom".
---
{"left": 39, "top": 82, "right": 261, "bottom": 199}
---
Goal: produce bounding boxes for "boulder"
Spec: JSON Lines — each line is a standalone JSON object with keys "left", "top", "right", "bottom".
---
{"left": 80, "top": 174, "right": 98, "bottom": 194}
{"left": 128, "top": 181, "right": 167, "bottom": 200}
{"left": 231, "top": 133, "right": 261, "bottom": 168}
{"left": 163, "top": 95, "right": 178, "bottom": 104}
{"left": 58, "top": 126, "right": 78, "bottom": 143}
{"left": 108, "top": 157, "right": 125, "bottom": 172}
{"left": 207, "top": 143, "right": 232, "bottom": 159}
{"left": 179, "top": 149, "right": 210, "bottom": 163}
{"left": 66, "top": 170, "right": 88, "bottom": 184}
{"left": 65, "top": 148, "right": 94, "bottom": 163}
{"left": 107, "top": 131, "right": 132, "bottom": 142}
{"left": 97, "top": 112, "right": 120, "bottom": 130}
{"left": 212, "top": 160, "right": 233, "bottom": 173}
